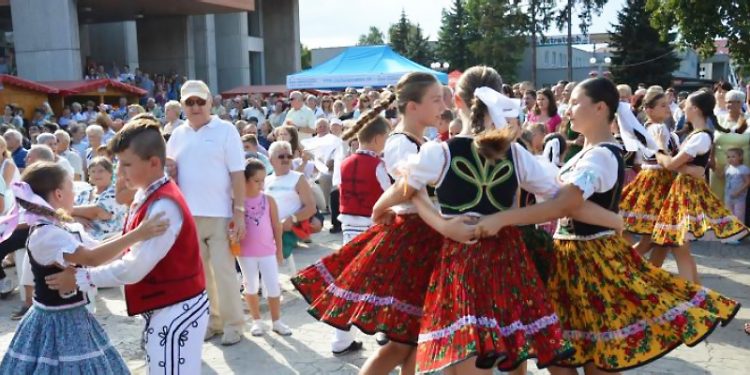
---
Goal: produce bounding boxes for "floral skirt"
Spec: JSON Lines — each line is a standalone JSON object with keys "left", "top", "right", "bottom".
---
{"left": 651, "top": 174, "right": 748, "bottom": 246}
{"left": 291, "top": 214, "right": 442, "bottom": 344}
{"left": 0, "top": 304, "right": 129, "bottom": 375}
{"left": 415, "top": 226, "right": 572, "bottom": 374}
{"left": 620, "top": 168, "right": 675, "bottom": 235}
{"left": 550, "top": 235, "right": 740, "bottom": 371}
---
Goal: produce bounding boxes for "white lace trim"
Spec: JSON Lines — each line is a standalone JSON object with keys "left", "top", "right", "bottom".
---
{"left": 32, "top": 300, "right": 88, "bottom": 311}
{"left": 563, "top": 288, "right": 710, "bottom": 342}
{"left": 314, "top": 260, "right": 424, "bottom": 317}
{"left": 417, "top": 314, "right": 560, "bottom": 343}
{"left": 654, "top": 214, "right": 741, "bottom": 231}
{"left": 553, "top": 230, "right": 615, "bottom": 241}
{"left": 620, "top": 211, "right": 658, "bottom": 221}
{"left": 7, "top": 343, "right": 113, "bottom": 365}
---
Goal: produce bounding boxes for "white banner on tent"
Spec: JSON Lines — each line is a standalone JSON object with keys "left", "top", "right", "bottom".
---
{"left": 287, "top": 72, "right": 412, "bottom": 89}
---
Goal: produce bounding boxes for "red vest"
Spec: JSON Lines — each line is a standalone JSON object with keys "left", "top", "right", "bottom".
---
{"left": 339, "top": 152, "right": 385, "bottom": 217}
{"left": 123, "top": 180, "right": 205, "bottom": 316}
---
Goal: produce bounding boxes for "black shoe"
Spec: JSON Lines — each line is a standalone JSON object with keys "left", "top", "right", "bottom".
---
{"left": 329, "top": 226, "right": 342, "bottom": 234}
{"left": 10, "top": 305, "right": 30, "bottom": 321}
{"left": 332, "top": 340, "right": 363, "bottom": 355}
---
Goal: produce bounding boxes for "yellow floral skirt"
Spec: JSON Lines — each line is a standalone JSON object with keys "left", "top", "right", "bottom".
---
{"left": 620, "top": 168, "right": 675, "bottom": 235}
{"left": 651, "top": 174, "right": 748, "bottom": 246}
{"left": 550, "top": 235, "right": 739, "bottom": 371}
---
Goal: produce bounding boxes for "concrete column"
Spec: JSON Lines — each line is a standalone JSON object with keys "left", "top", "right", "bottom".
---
{"left": 86, "top": 21, "right": 139, "bottom": 73}
{"left": 136, "top": 16, "right": 194, "bottom": 77}
{"left": 11, "top": 0, "right": 82, "bottom": 80}
{"left": 261, "top": 0, "right": 300, "bottom": 85}
{"left": 214, "top": 12, "right": 251, "bottom": 92}
{"left": 192, "top": 15, "right": 218, "bottom": 94}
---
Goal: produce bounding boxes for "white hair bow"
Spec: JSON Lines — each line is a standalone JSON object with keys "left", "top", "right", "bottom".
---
{"left": 473, "top": 87, "right": 520, "bottom": 130}
{"left": 616, "top": 101, "right": 658, "bottom": 156}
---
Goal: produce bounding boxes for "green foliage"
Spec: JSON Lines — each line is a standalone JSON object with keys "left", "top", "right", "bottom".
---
{"left": 609, "top": 0, "right": 680, "bottom": 88}
{"left": 646, "top": 0, "right": 750, "bottom": 66}
{"left": 301, "top": 44, "right": 311, "bottom": 70}
{"left": 388, "top": 9, "right": 434, "bottom": 66}
{"left": 357, "top": 26, "right": 385, "bottom": 46}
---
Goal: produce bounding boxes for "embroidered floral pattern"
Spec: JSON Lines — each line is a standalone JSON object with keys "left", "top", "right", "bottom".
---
{"left": 415, "top": 226, "right": 572, "bottom": 373}
{"left": 550, "top": 236, "right": 739, "bottom": 370}
{"left": 291, "top": 215, "right": 442, "bottom": 344}
{"left": 651, "top": 174, "right": 748, "bottom": 246}
{"left": 620, "top": 168, "right": 676, "bottom": 235}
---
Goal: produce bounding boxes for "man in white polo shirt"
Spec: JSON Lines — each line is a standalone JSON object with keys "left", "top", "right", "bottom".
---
{"left": 166, "top": 80, "right": 247, "bottom": 346}
{"left": 284, "top": 91, "right": 316, "bottom": 139}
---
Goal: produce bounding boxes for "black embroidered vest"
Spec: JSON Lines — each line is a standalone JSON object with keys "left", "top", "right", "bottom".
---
{"left": 27, "top": 224, "right": 86, "bottom": 307}
{"left": 556, "top": 144, "right": 624, "bottom": 237}
{"left": 436, "top": 137, "right": 518, "bottom": 215}
{"left": 688, "top": 129, "right": 713, "bottom": 168}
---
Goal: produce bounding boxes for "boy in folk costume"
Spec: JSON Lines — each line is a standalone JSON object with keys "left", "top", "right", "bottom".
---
{"left": 46, "top": 114, "right": 208, "bottom": 375}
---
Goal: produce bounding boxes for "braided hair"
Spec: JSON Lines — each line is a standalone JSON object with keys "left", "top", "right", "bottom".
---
{"left": 457, "top": 66, "right": 513, "bottom": 161}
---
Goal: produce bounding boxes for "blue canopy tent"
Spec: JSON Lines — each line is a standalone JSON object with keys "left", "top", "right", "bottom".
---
{"left": 287, "top": 45, "right": 448, "bottom": 89}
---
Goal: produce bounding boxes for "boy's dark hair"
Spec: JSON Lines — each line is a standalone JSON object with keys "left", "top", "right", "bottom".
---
{"left": 241, "top": 134, "right": 259, "bottom": 146}
{"left": 244, "top": 159, "right": 266, "bottom": 179}
{"left": 109, "top": 113, "right": 166, "bottom": 164}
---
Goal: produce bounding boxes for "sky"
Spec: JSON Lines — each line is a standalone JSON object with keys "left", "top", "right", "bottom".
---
{"left": 299, "top": 0, "right": 626, "bottom": 49}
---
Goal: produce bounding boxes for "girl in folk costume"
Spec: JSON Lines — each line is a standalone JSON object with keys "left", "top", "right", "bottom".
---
{"left": 473, "top": 78, "right": 740, "bottom": 374}
{"left": 292, "top": 72, "right": 445, "bottom": 374}
{"left": 0, "top": 162, "right": 169, "bottom": 374}
{"left": 651, "top": 91, "right": 749, "bottom": 282}
{"left": 619, "top": 91, "right": 703, "bottom": 268}
{"left": 388, "top": 66, "right": 624, "bottom": 375}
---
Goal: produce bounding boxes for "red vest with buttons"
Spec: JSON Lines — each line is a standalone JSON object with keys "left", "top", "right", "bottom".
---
{"left": 123, "top": 180, "right": 205, "bottom": 316}
{"left": 339, "top": 152, "right": 385, "bottom": 217}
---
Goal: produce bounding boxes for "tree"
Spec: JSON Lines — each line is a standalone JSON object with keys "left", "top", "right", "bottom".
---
{"left": 406, "top": 24, "right": 433, "bottom": 66}
{"left": 465, "top": 0, "right": 527, "bottom": 82}
{"left": 556, "top": 0, "right": 609, "bottom": 80}
{"left": 437, "top": 0, "right": 473, "bottom": 71}
{"left": 521, "top": 0, "right": 557, "bottom": 87}
{"left": 389, "top": 9, "right": 411, "bottom": 56}
{"left": 646, "top": 0, "right": 750, "bottom": 67}
{"left": 358, "top": 26, "right": 385, "bottom": 46}
{"left": 387, "top": 10, "right": 435, "bottom": 67}
{"left": 301, "top": 44, "right": 311, "bottom": 70}
{"left": 609, "top": 0, "right": 680, "bottom": 88}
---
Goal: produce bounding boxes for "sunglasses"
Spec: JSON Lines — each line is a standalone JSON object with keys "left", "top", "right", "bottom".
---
{"left": 184, "top": 98, "right": 207, "bottom": 107}
{"left": 276, "top": 154, "right": 293, "bottom": 160}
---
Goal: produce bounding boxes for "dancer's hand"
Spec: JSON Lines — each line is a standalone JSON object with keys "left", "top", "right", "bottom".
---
{"left": 474, "top": 215, "right": 508, "bottom": 239}
{"left": 371, "top": 207, "right": 395, "bottom": 226}
{"left": 134, "top": 212, "right": 170, "bottom": 241}
{"left": 441, "top": 216, "right": 477, "bottom": 243}
{"left": 45, "top": 266, "right": 77, "bottom": 293}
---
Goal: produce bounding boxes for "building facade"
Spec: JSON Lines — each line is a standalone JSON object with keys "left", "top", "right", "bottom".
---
{"left": 4, "top": 0, "right": 300, "bottom": 93}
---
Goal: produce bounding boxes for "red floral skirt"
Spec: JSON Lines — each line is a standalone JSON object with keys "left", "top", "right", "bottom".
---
{"left": 415, "top": 226, "right": 572, "bottom": 373}
{"left": 291, "top": 214, "right": 441, "bottom": 344}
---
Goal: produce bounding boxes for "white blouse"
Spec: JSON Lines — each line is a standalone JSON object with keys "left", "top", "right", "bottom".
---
{"left": 404, "top": 139, "right": 560, "bottom": 214}
{"left": 558, "top": 143, "right": 621, "bottom": 201}
{"left": 383, "top": 133, "right": 423, "bottom": 214}
{"left": 542, "top": 137, "right": 563, "bottom": 167}
{"left": 28, "top": 221, "right": 98, "bottom": 267}
{"left": 680, "top": 132, "right": 712, "bottom": 157}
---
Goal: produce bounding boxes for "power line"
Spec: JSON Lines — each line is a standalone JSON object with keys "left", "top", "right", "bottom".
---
{"left": 610, "top": 51, "right": 676, "bottom": 69}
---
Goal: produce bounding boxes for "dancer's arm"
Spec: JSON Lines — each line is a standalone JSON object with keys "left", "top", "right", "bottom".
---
{"left": 61, "top": 211, "right": 169, "bottom": 267}
{"left": 412, "top": 191, "right": 475, "bottom": 243}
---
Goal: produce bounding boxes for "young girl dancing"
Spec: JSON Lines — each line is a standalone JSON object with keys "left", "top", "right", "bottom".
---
{"left": 651, "top": 90, "right": 749, "bottom": 282}
{"left": 473, "top": 78, "right": 740, "bottom": 374}
{"left": 380, "top": 66, "right": 624, "bottom": 375}
{"left": 292, "top": 72, "right": 446, "bottom": 374}
{"left": 0, "top": 162, "right": 168, "bottom": 374}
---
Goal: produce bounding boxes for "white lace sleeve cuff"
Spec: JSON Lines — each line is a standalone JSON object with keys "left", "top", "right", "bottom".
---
{"left": 75, "top": 268, "right": 96, "bottom": 292}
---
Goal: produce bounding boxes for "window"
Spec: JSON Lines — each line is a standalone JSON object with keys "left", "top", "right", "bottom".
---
{"left": 552, "top": 52, "right": 557, "bottom": 66}
{"left": 247, "top": 10, "right": 261, "bottom": 37}
{"left": 545, "top": 51, "right": 549, "bottom": 66}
